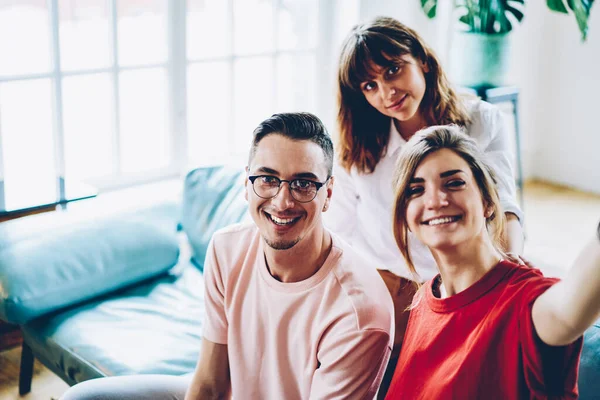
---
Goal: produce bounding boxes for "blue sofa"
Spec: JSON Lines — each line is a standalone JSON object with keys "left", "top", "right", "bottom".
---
{"left": 0, "top": 165, "right": 599, "bottom": 398}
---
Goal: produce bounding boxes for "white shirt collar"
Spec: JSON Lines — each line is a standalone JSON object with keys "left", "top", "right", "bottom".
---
{"left": 386, "top": 119, "right": 407, "bottom": 157}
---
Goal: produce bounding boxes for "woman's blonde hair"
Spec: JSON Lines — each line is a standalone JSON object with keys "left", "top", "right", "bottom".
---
{"left": 392, "top": 125, "right": 506, "bottom": 282}
{"left": 337, "top": 16, "right": 471, "bottom": 173}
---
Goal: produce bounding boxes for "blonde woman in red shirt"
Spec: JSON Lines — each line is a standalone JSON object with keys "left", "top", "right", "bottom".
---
{"left": 385, "top": 124, "right": 599, "bottom": 399}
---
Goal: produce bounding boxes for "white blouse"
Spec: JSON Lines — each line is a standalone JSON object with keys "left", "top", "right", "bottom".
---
{"left": 324, "top": 99, "right": 523, "bottom": 281}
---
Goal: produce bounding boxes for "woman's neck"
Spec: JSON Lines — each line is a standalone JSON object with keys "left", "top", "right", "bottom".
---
{"left": 393, "top": 113, "right": 427, "bottom": 141}
{"left": 430, "top": 236, "right": 502, "bottom": 298}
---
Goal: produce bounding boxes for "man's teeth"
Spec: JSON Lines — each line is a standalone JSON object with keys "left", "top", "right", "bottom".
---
{"left": 427, "top": 216, "right": 459, "bottom": 226}
{"left": 269, "top": 214, "right": 297, "bottom": 225}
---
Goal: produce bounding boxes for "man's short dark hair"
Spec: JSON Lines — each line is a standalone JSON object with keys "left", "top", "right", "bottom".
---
{"left": 248, "top": 112, "right": 334, "bottom": 177}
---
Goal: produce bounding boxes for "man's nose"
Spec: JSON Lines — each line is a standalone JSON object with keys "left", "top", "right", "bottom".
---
{"left": 271, "top": 182, "right": 295, "bottom": 209}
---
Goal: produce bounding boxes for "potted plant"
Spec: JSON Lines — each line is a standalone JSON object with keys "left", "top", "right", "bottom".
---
{"left": 419, "top": 0, "right": 595, "bottom": 87}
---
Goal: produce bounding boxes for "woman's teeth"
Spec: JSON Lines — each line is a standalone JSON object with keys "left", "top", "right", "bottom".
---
{"left": 427, "top": 216, "right": 460, "bottom": 226}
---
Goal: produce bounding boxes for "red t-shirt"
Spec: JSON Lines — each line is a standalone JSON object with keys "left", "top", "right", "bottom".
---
{"left": 385, "top": 260, "right": 583, "bottom": 400}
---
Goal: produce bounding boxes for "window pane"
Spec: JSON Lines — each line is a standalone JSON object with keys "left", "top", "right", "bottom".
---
{"left": 233, "top": 57, "right": 273, "bottom": 154}
{"left": 233, "top": 0, "right": 274, "bottom": 55}
{"left": 63, "top": 73, "right": 114, "bottom": 180}
{"left": 187, "top": 0, "right": 231, "bottom": 60}
{"left": 0, "top": 79, "right": 56, "bottom": 209}
{"left": 276, "top": 54, "right": 317, "bottom": 113}
{"left": 277, "top": 0, "right": 318, "bottom": 51}
{"left": 59, "top": 0, "right": 112, "bottom": 71}
{"left": 0, "top": 1, "right": 52, "bottom": 76}
{"left": 187, "top": 62, "right": 231, "bottom": 167}
{"left": 117, "top": 0, "right": 168, "bottom": 66}
{"left": 119, "top": 68, "right": 170, "bottom": 173}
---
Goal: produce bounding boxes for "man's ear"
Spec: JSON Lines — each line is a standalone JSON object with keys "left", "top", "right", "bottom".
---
{"left": 323, "top": 176, "right": 334, "bottom": 212}
{"left": 244, "top": 166, "right": 249, "bottom": 202}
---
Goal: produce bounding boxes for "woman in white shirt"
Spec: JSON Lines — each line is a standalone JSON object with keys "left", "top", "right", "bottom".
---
{"left": 325, "top": 16, "right": 524, "bottom": 397}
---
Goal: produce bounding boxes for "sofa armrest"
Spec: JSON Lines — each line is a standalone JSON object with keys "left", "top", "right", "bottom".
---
{"left": 0, "top": 205, "right": 180, "bottom": 325}
{"left": 181, "top": 166, "right": 250, "bottom": 270}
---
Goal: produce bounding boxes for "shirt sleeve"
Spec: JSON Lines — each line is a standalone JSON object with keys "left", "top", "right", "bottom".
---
{"left": 519, "top": 278, "right": 583, "bottom": 398}
{"left": 323, "top": 162, "right": 359, "bottom": 244}
{"left": 309, "top": 329, "right": 391, "bottom": 400}
{"left": 479, "top": 104, "right": 524, "bottom": 223}
{"left": 202, "top": 237, "right": 228, "bottom": 344}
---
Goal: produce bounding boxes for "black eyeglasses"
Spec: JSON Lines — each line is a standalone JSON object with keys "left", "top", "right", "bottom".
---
{"left": 248, "top": 175, "right": 330, "bottom": 203}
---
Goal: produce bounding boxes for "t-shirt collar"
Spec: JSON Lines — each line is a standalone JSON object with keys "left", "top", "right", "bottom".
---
{"left": 257, "top": 230, "right": 342, "bottom": 292}
{"left": 426, "top": 260, "right": 515, "bottom": 313}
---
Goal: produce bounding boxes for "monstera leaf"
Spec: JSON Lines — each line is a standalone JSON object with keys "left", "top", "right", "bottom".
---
{"left": 455, "top": 0, "right": 525, "bottom": 34}
{"left": 420, "top": 0, "right": 437, "bottom": 17}
{"left": 547, "top": 0, "right": 595, "bottom": 40}
{"left": 419, "top": 0, "right": 595, "bottom": 40}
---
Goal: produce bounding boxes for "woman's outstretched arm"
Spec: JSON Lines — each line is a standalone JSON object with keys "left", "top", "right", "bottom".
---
{"left": 532, "top": 221, "right": 600, "bottom": 346}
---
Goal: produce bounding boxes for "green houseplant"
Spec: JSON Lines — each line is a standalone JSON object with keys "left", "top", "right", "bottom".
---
{"left": 419, "top": 0, "right": 595, "bottom": 87}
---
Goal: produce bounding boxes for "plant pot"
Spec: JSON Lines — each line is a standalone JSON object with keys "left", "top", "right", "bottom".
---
{"left": 449, "top": 31, "right": 511, "bottom": 88}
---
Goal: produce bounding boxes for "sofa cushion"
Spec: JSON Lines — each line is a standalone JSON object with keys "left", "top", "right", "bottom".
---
{"left": 181, "top": 166, "right": 249, "bottom": 270}
{"left": 21, "top": 260, "right": 203, "bottom": 385}
{"left": 0, "top": 214, "right": 180, "bottom": 325}
{"left": 579, "top": 320, "right": 600, "bottom": 399}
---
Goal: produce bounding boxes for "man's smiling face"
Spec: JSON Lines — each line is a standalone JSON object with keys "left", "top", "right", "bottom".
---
{"left": 246, "top": 133, "right": 332, "bottom": 251}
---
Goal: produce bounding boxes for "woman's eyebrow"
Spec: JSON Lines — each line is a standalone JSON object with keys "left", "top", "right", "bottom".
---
{"left": 440, "top": 169, "right": 463, "bottom": 178}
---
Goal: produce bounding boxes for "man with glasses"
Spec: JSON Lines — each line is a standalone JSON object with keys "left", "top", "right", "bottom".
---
{"left": 60, "top": 113, "right": 393, "bottom": 400}
{"left": 185, "top": 112, "right": 394, "bottom": 399}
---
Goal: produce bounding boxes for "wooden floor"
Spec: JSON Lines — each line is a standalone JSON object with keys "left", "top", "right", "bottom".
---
{"left": 0, "top": 180, "right": 599, "bottom": 400}
{"left": 0, "top": 347, "right": 68, "bottom": 400}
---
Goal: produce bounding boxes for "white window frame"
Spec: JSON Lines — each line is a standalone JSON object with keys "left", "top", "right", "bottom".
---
{"left": 0, "top": 0, "right": 339, "bottom": 192}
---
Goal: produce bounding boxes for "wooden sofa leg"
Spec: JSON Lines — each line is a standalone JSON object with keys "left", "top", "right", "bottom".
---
{"left": 19, "top": 342, "right": 34, "bottom": 395}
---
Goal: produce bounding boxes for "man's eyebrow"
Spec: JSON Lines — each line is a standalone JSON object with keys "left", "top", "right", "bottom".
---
{"left": 293, "top": 172, "right": 320, "bottom": 180}
{"left": 254, "top": 166, "right": 279, "bottom": 175}
{"left": 252, "top": 168, "right": 321, "bottom": 181}
{"left": 440, "top": 169, "right": 463, "bottom": 178}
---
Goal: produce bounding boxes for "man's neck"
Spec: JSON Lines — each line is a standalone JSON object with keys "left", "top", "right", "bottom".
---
{"left": 430, "top": 235, "right": 502, "bottom": 298}
{"left": 264, "top": 228, "right": 332, "bottom": 283}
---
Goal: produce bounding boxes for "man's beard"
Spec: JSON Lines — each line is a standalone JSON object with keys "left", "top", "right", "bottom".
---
{"left": 264, "top": 236, "right": 301, "bottom": 250}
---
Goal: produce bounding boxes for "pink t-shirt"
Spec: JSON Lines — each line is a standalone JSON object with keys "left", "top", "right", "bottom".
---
{"left": 203, "top": 223, "right": 395, "bottom": 400}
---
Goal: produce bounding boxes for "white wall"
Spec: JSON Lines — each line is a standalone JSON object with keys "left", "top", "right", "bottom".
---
{"left": 352, "top": 1, "right": 600, "bottom": 194}
{"left": 527, "top": 7, "right": 600, "bottom": 194}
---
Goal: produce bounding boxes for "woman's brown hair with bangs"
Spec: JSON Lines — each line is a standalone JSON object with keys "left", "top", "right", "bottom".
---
{"left": 337, "top": 16, "right": 471, "bottom": 174}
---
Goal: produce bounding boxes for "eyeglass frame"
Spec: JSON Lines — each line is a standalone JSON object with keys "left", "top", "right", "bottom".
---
{"left": 248, "top": 175, "right": 331, "bottom": 203}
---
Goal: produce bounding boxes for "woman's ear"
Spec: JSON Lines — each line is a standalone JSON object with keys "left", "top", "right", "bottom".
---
{"left": 485, "top": 206, "right": 495, "bottom": 220}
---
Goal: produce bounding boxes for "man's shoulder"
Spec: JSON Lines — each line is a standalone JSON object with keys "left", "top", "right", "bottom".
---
{"left": 210, "top": 222, "right": 260, "bottom": 265}
{"left": 213, "top": 222, "right": 258, "bottom": 246}
{"left": 329, "top": 234, "right": 394, "bottom": 332}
